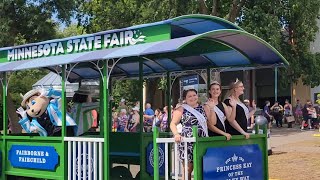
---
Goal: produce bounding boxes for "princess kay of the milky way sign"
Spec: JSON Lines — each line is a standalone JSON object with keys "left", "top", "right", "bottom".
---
{"left": 203, "top": 144, "right": 263, "bottom": 180}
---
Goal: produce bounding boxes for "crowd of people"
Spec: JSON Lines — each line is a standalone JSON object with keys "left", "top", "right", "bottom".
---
{"left": 262, "top": 99, "right": 320, "bottom": 130}
{"left": 111, "top": 100, "right": 170, "bottom": 133}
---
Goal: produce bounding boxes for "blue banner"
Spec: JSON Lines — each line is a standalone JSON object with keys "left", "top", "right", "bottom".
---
{"left": 8, "top": 145, "right": 59, "bottom": 171}
{"left": 146, "top": 142, "right": 165, "bottom": 176}
{"left": 203, "top": 144, "right": 263, "bottom": 180}
{"left": 182, "top": 75, "right": 199, "bottom": 86}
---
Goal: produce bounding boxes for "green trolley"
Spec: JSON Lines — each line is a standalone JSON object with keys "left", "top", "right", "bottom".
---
{"left": 0, "top": 14, "right": 288, "bottom": 180}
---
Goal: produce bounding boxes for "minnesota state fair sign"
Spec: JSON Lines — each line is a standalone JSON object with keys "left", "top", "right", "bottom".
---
{"left": 0, "top": 24, "right": 170, "bottom": 63}
{"left": 8, "top": 145, "right": 59, "bottom": 171}
{"left": 203, "top": 144, "right": 263, "bottom": 180}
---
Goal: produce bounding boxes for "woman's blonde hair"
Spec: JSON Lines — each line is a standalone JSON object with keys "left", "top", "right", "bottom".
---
{"left": 223, "top": 79, "right": 243, "bottom": 101}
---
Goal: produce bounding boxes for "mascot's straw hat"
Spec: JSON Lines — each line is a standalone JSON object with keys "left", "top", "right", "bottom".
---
{"left": 20, "top": 89, "right": 41, "bottom": 107}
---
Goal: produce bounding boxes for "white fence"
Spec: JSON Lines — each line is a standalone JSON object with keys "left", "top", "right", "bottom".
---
{"left": 156, "top": 137, "right": 196, "bottom": 180}
{"left": 64, "top": 137, "right": 104, "bottom": 180}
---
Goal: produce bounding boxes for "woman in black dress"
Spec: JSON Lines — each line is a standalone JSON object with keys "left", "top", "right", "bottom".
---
{"left": 206, "top": 81, "right": 246, "bottom": 140}
{"left": 223, "top": 79, "right": 256, "bottom": 138}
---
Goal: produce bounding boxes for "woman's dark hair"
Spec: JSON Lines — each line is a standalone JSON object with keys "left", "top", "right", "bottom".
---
{"left": 208, "top": 82, "right": 221, "bottom": 98}
{"left": 182, "top": 89, "right": 197, "bottom": 100}
{"left": 72, "top": 93, "right": 88, "bottom": 103}
{"left": 155, "top": 108, "right": 161, "bottom": 115}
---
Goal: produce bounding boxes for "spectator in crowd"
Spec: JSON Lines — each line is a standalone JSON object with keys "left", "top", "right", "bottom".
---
{"left": 134, "top": 101, "right": 140, "bottom": 109}
{"left": 294, "top": 99, "right": 303, "bottom": 124}
{"left": 117, "top": 98, "right": 128, "bottom": 113}
{"left": 284, "top": 99, "right": 293, "bottom": 128}
{"left": 117, "top": 109, "right": 129, "bottom": 132}
{"left": 301, "top": 100, "right": 312, "bottom": 130}
{"left": 112, "top": 112, "right": 118, "bottom": 132}
{"left": 127, "top": 107, "right": 140, "bottom": 132}
{"left": 153, "top": 108, "right": 163, "bottom": 129}
{"left": 309, "top": 104, "right": 318, "bottom": 129}
{"left": 143, "top": 103, "right": 154, "bottom": 132}
{"left": 244, "top": 99, "right": 255, "bottom": 129}
{"left": 263, "top": 101, "right": 273, "bottom": 129}
{"left": 271, "top": 101, "right": 283, "bottom": 128}
{"left": 160, "top": 106, "right": 169, "bottom": 132}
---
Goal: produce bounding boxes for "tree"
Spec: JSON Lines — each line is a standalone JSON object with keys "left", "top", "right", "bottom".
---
{"left": 0, "top": 0, "right": 77, "bottom": 133}
{"left": 75, "top": 0, "right": 198, "bottom": 107}
{"left": 194, "top": 0, "right": 320, "bottom": 87}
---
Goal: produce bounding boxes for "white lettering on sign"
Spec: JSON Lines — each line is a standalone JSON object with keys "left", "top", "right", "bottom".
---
{"left": 7, "top": 30, "right": 146, "bottom": 61}
{"left": 218, "top": 154, "right": 254, "bottom": 180}
{"left": 18, "top": 157, "right": 46, "bottom": 163}
{"left": 15, "top": 149, "right": 49, "bottom": 164}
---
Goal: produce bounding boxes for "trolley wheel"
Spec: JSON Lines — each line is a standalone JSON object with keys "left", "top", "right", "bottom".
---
{"left": 110, "top": 166, "right": 133, "bottom": 179}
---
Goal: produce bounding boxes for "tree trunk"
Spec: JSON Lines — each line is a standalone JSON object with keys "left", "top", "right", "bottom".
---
{"left": 211, "top": 0, "right": 219, "bottom": 16}
{"left": 0, "top": 86, "right": 21, "bottom": 134}
{"left": 227, "top": 0, "right": 246, "bottom": 22}
{"left": 145, "top": 78, "right": 160, "bottom": 108}
{"left": 198, "top": 0, "right": 209, "bottom": 14}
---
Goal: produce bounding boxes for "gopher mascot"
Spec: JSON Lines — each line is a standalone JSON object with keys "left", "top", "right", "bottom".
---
{"left": 16, "top": 88, "right": 77, "bottom": 136}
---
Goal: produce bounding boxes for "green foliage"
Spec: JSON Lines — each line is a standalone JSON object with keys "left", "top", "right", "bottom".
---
{"left": 56, "top": 24, "right": 86, "bottom": 38}
{"left": 75, "top": 0, "right": 320, "bottom": 88}
{"left": 8, "top": 70, "right": 48, "bottom": 106}
{"left": 0, "top": 0, "right": 75, "bottom": 46}
{"left": 0, "top": 1, "right": 76, "bottom": 117}
{"left": 76, "top": 0, "right": 197, "bottom": 32}
{"left": 75, "top": 0, "right": 199, "bottom": 104}
{"left": 237, "top": 0, "right": 320, "bottom": 87}
{"left": 111, "top": 79, "right": 140, "bottom": 107}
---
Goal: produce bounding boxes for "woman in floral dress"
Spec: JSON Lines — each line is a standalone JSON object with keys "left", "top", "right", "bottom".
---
{"left": 170, "top": 89, "right": 215, "bottom": 180}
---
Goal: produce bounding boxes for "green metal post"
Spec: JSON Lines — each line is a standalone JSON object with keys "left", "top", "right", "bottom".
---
{"left": 2, "top": 73, "right": 7, "bottom": 180}
{"left": 192, "top": 126, "right": 198, "bottom": 180}
{"left": 108, "top": 78, "right": 112, "bottom": 135}
{"left": 263, "top": 124, "right": 269, "bottom": 179}
{"left": 99, "top": 78, "right": 104, "bottom": 136}
{"left": 61, "top": 65, "right": 66, "bottom": 137}
{"left": 139, "top": 59, "right": 144, "bottom": 180}
{"left": 275, "top": 67, "right": 278, "bottom": 102}
{"left": 103, "top": 61, "right": 109, "bottom": 180}
{"left": 255, "top": 124, "right": 259, "bottom": 134}
{"left": 61, "top": 65, "right": 67, "bottom": 180}
{"left": 153, "top": 127, "right": 159, "bottom": 180}
{"left": 166, "top": 72, "right": 171, "bottom": 123}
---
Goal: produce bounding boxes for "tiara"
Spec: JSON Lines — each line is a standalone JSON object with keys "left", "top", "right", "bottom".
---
{"left": 234, "top": 78, "right": 240, "bottom": 84}
{"left": 211, "top": 80, "right": 220, "bottom": 85}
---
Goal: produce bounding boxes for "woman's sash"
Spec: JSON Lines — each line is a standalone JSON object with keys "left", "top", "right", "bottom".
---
{"left": 237, "top": 102, "right": 250, "bottom": 120}
{"left": 213, "top": 105, "right": 226, "bottom": 131}
{"left": 182, "top": 104, "right": 208, "bottom": 137}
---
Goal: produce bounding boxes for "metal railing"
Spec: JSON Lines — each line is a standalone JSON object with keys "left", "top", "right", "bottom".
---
{"left": 64, "top": 137, "right": 104, "bottom": 180}
{"left": 155, "top": 137, "right": 196, "bottom": 180}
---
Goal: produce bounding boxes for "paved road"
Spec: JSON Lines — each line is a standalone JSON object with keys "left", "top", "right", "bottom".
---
{"left": 268, "top": 125, "right": 320, "bottom": 180}
{"left": 270, "top": 126, "right": 320, "bottom": 153}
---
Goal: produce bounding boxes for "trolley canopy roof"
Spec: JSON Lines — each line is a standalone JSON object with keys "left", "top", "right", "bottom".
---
{"left": 0, "top": 14, "right": 288, "bottom": 82}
